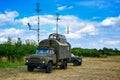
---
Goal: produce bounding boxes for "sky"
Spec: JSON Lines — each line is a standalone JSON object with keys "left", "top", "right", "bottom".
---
{"left": 0, "top": 0, "right": 120, "bottom": 50}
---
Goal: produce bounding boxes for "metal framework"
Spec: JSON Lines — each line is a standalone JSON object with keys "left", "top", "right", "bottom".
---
{"left": 27, "top": 3, "right": 41, "bottom": 45}
{"left": 56, "top": 13, "right": 60, "bottom": 34}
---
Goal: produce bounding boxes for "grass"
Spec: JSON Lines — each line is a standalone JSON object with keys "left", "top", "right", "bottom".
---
{"left": 0, "top": 61, "right": 24, "bottom": 68}
{"left": 0, "top": 56, "right": 120, "bottom": 80}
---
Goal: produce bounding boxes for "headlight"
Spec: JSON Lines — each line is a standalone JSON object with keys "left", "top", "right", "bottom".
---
{"left": 26, "top": 60, "right": 28, "bottom": 63}
{"left": 42, "top": 60, "right": 45, "bottom": 63}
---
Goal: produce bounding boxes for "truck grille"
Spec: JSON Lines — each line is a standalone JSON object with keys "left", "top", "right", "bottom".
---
{"left": 29, "top": 58, "right": 40, "bottom": 63}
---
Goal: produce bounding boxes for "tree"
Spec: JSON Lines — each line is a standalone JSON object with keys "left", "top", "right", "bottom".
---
{"left": 4, "top": 37, "right": 15, "bottom": 62}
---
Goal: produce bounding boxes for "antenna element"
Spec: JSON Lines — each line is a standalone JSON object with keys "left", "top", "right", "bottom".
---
{"left": 56, "top": 13, "right": 60, "bottom": 34}
{"left": 27, "top": 3, "right": 41, "bottom": 45}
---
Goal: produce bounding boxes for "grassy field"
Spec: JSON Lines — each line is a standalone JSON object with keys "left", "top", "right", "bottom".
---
{"left": 0, "top": 56, "right": 120, "bottom": 80}
{"left": 0, "top": 61, "right": 24, "bottom": 68}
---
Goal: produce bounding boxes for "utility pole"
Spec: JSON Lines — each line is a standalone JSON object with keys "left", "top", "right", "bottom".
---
{"left": 27, "top": 3, "right": 41, "bottom": 45}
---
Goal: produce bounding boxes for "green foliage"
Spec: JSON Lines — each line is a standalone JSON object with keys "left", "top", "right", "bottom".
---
{"left": 0, "top": 36, "right": 120, "bottom": 67}
{"left": 72, "top": 47, "right": 120, "bottom": 57}
{"left": 0, "top": 37, "right": 37, "bottom": 63}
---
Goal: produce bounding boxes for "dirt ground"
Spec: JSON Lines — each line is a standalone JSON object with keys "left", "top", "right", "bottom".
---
{"left": 0, "top": 56, "right": 120, "bottom": 80}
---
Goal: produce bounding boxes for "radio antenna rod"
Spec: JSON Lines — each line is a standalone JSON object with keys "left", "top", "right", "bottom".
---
{"left": 36, "top": 3, "right": 41, "bottom": 44}
{"left": 27, "top": 3, "right": 41, "bottom": 45}
{"left": 56, "top": 13, "right": 60, "bottom": 34}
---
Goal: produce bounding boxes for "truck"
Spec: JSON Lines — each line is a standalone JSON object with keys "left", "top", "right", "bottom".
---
{"left": 25, "top": 33, "right": 71, "bottom": 73}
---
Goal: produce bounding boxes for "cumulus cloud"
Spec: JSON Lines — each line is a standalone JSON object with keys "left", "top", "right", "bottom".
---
{"left": 0, "top": 27, "right": 38, "bottom": 43}
{"left": 16, "top": 15, "right": 55, "bottom": 26}
{"left": 0, "top": 28, "right": 25, "bottom": 37}
{"left": 0, "top": 10, "right": 120, "bottom": 49}
{"left": 9, "top": 14, "right": 98, "bottom": 39}
{"left": 57, "top": 5, "right": 73, "bottom": 11}
{"left": 57, "top": 6, "right": 67, "bottom": 11}
{"left": 105, "top": 40, "right": 120, "bottom": 45}
{"left": 0, "top": 12, "right": 98, "bottom": 44}
{"left": 65, "top": 32, "right": 82, "bottom": 39}
{"left": 77, "top": 0, "right": 111, "bottom": 9}
{"left": 68, "top": 6, "right": 73, "bottom": 9}
{"left": 101, "top": 15, "right": 120, "bottom": 27}
{"left": 100, "top": 39, "right": 120, "bottom": 45}
{"left": 0, "top": 11, "right": 19, "bottom": 26}
{"left": 77, "top": 24, "right": 97, "bottom": 35}
{"left": 0, "top": 37, "right": 7, "bottom": 43}
{"left": 0, "top": 28, "right": 23, "bottom": 43}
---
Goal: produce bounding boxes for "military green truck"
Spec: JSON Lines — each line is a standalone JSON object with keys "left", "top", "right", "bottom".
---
{"left": 25, "top": 33, "right": 71, "bottom": 73}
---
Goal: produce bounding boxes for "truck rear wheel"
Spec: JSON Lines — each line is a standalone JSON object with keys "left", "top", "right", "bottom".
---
{"left": 27, "top": 66, "right": 34, "bottom": 72}
{"left": 60, "top": 61, "right": 67, "bottom": 69}
{"left": 46, "top": 63, "right": 52, "bottom": 73}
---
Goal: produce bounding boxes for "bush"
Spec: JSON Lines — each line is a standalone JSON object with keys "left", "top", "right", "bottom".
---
{"left": 0, "top": 37, "right": 37, "bottom": 63}
{"left": 72, "top": 47, "right": 120, "bottom": 57}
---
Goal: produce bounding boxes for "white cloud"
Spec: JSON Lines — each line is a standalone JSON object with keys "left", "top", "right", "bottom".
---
{"left": 99, "top": 39, "right": 103, "bottom": 43}
{"left": 99, "top": 39, "right": 120, "bottom": 49}
{"left": 77, "top": 0, "right": 111, "bottom": 9}
{"left": 0, "top": 28, "right": 38, "bottom": 43}
{"left": 16, "top": 15, "right": 55, "bottom": 26}
{"left": 12, "top": 14, "right": 98, "bottom": 39}
{"left": 57, "top": 6, "right": 67, "bottom": 11}
{"left": 0, "top": 11, "right": 19, "bottom": 26}
{"left": 68, "top": 6, "right": 73, "bottom": 9}
{"left": 0, "top": 28, "right": 24, "bottom": 37}
{"left": 0, "top": 10, "right": 120, "bottom": 49}
{"left": 101, "top": 15, "right": 120, "bottom": 27}
{"left": 105, "top": 40, "right": 120, "bottom": 45}
{"left": 77, "top": 24, "right": 97, "bottom": 35}
{"left": 65, "top": 32, "right": 82, "bottom": 39}
{"left": 0, "top": 37, "right": 7, "bottom": 43}
{"left": 92, "top": 16, "right": 100, "bottom": 19}
{"left": 16, "top": 17, "right": 29, "bottom": 26}
{"left": 57, "top": 5, "right": 73, "bottom": 11}
{"left": 17, "top": 15, "right": 83, "bottom": 32}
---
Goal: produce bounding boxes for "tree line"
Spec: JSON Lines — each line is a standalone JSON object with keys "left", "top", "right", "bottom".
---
{"left": 71, "top": 47, "right": 120, "bottom": 57}
{"left": 0, "top": 37, "right": 37, "bottom": 63}
{"left": 0, "top": 37, "right": 120, "bottom": 63}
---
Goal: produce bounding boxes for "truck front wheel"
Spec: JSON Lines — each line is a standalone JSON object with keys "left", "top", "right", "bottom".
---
{"left": 27, "top": 66, "right": 34, "bottom": 72}
{"left": 46, "top": 63, "right": 52, "bottom": 73}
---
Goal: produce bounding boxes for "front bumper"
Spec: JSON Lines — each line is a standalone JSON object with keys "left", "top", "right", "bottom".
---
{"left": 25, "top": 62, "right": 46, "bottom": 68}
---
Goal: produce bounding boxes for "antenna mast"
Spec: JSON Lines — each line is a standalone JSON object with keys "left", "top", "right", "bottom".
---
{"left": 36, "top": 3, "right": 41, "bottom": 44}
{"left": 56, "top": 13, "right": 60, "bottom": 34}
{"left": 66, "top": 24, "right": 69, "bottom": 34}
{"left": 27, "top": 3, "right": 41, "bottom": 45}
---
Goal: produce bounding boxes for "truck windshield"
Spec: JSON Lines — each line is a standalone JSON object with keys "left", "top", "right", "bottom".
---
{"left": 36, "top": 49, "right": 49, "bottom": 54}
{"left": 36, "top": 49, "right": 54, "bottom": 54}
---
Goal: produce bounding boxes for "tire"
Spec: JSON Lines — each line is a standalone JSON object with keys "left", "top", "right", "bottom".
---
{"left": 73, "top": 61, "right": 80, "bottom": 66}
{"left": 60, "top": 61, "right": 67, "bottom": 69}
{"left": 46, "top": 63, "right": 52, "bottom": 73}
{"left": 79, "top": 62, "right": 82, "bottom": 65}
{"left": 27, "top": 66, "right": 34, "bottom": 72}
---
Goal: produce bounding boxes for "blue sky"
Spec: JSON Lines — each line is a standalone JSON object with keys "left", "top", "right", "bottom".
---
{"left": 0, "top": 0, "right": 120, "bottom": 50}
